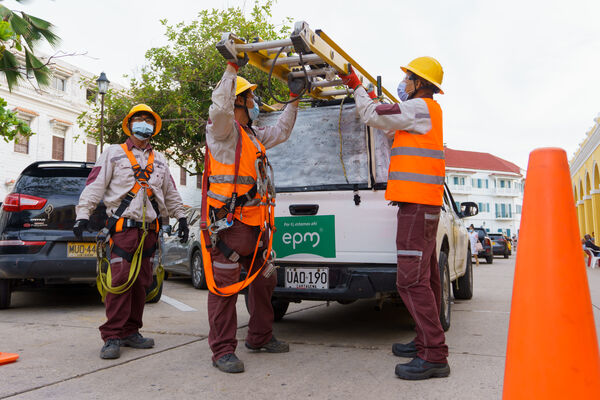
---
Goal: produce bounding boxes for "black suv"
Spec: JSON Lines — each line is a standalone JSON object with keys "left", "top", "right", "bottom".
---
{"left": 473, "top": 227, "right": 494, "bottom": 264}
{"left": 487, "top": 233, "right": 510, "bottom": 258}
{"left": 0, "top": 161, "right": 106, "bottom": 308}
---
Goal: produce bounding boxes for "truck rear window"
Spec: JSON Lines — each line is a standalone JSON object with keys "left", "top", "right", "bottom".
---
{"left": 261, "top": 104, "right": 370, "bottom": 190}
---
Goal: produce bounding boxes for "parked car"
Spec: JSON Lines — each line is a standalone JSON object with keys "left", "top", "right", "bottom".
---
{"left": 161, "top": 207, "right": 206, "bottom": 289}
{"left": 472, "top": 227, "right": 494, "bottom": 263}
{"left": 252, "top": 103, "right": 478, "bottom": 328}
{"left": 487, "top": 233, "right": 510, "bottom": 258}
{"left": 0, "top": 161, "right": 162, "bottom": 309}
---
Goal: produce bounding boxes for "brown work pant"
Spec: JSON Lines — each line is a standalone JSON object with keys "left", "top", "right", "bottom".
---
{"left": 99, "top": 228, "right": 157, "bottom": 341}
{"left": 396, "top": 202, "right": 448, "bottom": 364}
{"left": 207, "top": 220, "right": 276, "bottom": 361}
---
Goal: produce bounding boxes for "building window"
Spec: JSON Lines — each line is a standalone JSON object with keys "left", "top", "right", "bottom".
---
{"left": 180, "top": 167, "right": 187, "bottom": 186}
{"left": 53, "top": 77, "right": 66, "bottom": 91}
{"left": 52, "top": 136, "right": 64, "bottom": 160}
{"left": 500, "top": 180, "right": 506, "bottom": 188}
{"left": 453, "top": 177, "right": 458, "bottom": 185}
{"left": 516, "top": 205, "right": 522, "bottom": 214}
{"left": 485, "top": 179, "right": 489, "bottom": 189}
{"left": 14, "top": 133, "right": 29, "bottom": 154}
{"left": 507, "top": 181, "right": 512, "bottom": 188}
{"left": 86, "top": 143, "right": 97, "bottom": 163}
{"left": 507, "top": 229, "right": 511, "bottom": 236}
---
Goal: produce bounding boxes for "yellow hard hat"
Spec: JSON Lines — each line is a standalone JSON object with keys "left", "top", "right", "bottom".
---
{"left": 235, "top": 76, "right": 257, "bottom": 96}
{"left": 401, "top": 56, "right": 444, "bottom": 94}
{"left": 122, "top": 104, "right": 162, "bottom": 137}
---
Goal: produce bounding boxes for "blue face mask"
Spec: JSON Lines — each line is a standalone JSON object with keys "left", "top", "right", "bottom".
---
{"left": 248, "top": 100, "right": 260, "bottom": 121}
{"left": 131, "top": 121, "right": 154, "bottom": 140}
{"left": 397, "top": 81, "right": 409, "bottom": 102}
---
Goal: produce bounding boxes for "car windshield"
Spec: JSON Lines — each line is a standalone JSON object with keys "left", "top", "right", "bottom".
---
{"left": 260, "top": 104, "right": 371, "bottom": 191}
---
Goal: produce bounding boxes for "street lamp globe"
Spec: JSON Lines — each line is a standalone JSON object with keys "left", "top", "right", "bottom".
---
{"left": 96, "top": 72, "right": 110, "bottom": 94}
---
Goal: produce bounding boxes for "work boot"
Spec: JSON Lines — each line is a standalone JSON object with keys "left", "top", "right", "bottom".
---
{"left": 121, "top": 332, "right": 155, "bottom": 349}
{"left": 100, "top": 339, "right": 121, "bottom": 359}
{"left": 245, "top": 336, "right": 289, "bottom": 353}
{"left": 212, "top": 353, "right": 245, "bottom": 373}
{"left": 392, "top": 340, "right": 417, "bottom": 358}
{"left": 395, "top": 357, "right": 450, "bottom": 380}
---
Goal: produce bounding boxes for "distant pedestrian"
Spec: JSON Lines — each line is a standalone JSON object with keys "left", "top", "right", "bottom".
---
{"left": 468, "top": 224, "right": 480, "bottom": 266}
{"left": 584, "top": 234, "right": 600, "bottom": 256}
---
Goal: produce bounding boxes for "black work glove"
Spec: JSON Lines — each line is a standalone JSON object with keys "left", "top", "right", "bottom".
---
{"left": 288, "top": 75, "right": 309, "bottom": 97}
{"left": 73, "top": 219, "right": 90, "bottom": 239}
{"left": 178, "top": 217, "right": 189, "bottom": 243}
{"left": 227, "top": 52, "right": 249, "bottom": 71}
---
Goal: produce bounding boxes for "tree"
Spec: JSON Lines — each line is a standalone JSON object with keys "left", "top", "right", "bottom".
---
{"left": 78, "top": 0, "right": 292, "bottom": 173}
{"left": 0, "top": 1, "right": 59, "bottom": 141}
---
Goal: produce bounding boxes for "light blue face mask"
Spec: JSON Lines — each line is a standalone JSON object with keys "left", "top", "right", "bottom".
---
{"left": 397, "top": 81, "right": 409, "bottom": 102}
{"left": 131, "top": 121, "right": 154, "bottom": 140}
{"left": 248, "top": 100, "right": 260, "bottom": 121}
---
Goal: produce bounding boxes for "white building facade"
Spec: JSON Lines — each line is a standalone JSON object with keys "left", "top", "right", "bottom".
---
{"left": 0, "top": 57, "right": 201, "bottom": 207}
{"left": 444, "top": 147, "right": 524, "bottom": 238}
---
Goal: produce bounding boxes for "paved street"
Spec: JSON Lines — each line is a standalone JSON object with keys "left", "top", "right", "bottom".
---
{"left": 1, "top": 255, "right": 599, "bottom": 400}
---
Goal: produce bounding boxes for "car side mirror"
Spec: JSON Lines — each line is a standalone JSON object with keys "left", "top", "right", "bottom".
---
{"left": 459, "top": 202, "right": 479, "bottom": 218}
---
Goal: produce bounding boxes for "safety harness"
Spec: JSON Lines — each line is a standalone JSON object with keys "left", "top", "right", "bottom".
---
{"left": 96, "top": 143, "right": 164, "bottom": 302}
{"left": 200, "top": 122, "right": 277, "bottom": 297}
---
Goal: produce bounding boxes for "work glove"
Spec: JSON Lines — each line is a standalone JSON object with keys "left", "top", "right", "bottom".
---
{"left": 73, "top": 219, "right": 90, "bottom": 239}
{"left": 178, "top": 217, "right": 189, "bottom": 244}
{"left": 338, "top": 65, "right": 361, "bottom": 90}
{"left": 227, "top": 52, "right": 249, "bottom": 72}
{"left": 365, "top": 82, "right": 377, "bottom": 100}
{"left": 288, "top": 75, "right": 309, "bottom": 97}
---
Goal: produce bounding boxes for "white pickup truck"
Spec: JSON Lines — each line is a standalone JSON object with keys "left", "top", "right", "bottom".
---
{"left": 256, "top": 101, "right": 478, "bottom": 330}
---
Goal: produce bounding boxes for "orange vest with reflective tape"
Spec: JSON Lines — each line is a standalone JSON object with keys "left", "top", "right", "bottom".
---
{"left": 206, "top": 125, "right": 265, "bottom": 226}
{"left": 385, "top": 98, "right": 444, "bottom": 206}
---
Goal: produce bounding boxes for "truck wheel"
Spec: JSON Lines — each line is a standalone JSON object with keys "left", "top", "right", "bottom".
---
{"left": 244, "top": 294, "right": 290, "bottom": 322}
{"left": 438, "top": 251, "right": 451, "bottom": 331}
{"left": 190, "top": 250, "right": 207, "bottom": 290}
{"left": 486, "top": 255, "right": 494, "bottom": 264}
{"left": 145, "top": 275, "right": 163, "bottom": 304}
{"left": 453, "top": 247, "right": 473, "bottom": 300}
{"left": 0, "top": 279, "right": 11, "bottom": 309}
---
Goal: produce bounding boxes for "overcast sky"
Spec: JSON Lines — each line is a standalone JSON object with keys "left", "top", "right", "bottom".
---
{"left": 4, "top": 0, "right": 600, "bottom": 170}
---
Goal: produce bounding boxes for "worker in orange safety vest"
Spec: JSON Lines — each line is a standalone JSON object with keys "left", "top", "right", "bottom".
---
{"left": 340, "top": 56, "right": 450, "bottom": 380}
{"left": 202, "top": 55, "right": 305, "bottom": 373}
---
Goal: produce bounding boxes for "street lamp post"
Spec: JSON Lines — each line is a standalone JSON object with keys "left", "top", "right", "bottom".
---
{"left": 96, "top": 72, "right": 110, "bottom": 152}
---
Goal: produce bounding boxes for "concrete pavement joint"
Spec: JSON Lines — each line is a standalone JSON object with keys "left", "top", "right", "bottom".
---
{"left": 0, "top": 337, "right": 206, "bottom": 400}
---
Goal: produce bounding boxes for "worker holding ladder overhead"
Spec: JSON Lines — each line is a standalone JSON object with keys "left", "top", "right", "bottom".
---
{"left": 74, "top": 104, "right": 188, "bottom": 360}
{"left": 200, "top": 51, "right": 305, "bottom": 373}
{"left": 340, "top": 57, "right": 450, "bottom": 380}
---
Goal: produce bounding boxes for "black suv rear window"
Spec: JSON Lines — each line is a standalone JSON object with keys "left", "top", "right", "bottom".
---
{"left": 15, "top": 168, "right": 90, "bottom": 196}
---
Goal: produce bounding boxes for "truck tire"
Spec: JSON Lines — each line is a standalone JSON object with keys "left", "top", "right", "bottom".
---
{"left": 486, "top": 254, "right": 494, "bottom": 264}
{"left": 145, "top": 275, "right": 163, "bottom": 303}
{"left": 438, "top": 251, "right": 451, "bottom": 331}
{"left": 0, "top": 279, "right": 11, "bottom": 309}
{"left": 453, "top": 247, "right": 474, "bottom": 300}
{"left": 190, "top": 250, "right": 207, "bottom": 290}
{"left": 244, "top": 294, "right": 290, "bottom": 322}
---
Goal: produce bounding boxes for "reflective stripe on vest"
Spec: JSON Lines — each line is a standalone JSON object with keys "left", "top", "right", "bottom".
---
{"left": 385, "top": 98, "right": 444, "bottom": 206}
{"left": 206, "top": 124, "right": 266, "bottom": 226}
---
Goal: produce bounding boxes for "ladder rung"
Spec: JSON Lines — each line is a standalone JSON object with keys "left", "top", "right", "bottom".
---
{"left": 310, "top": 79, "right": 343, "bottom": 88}
{"left": 235, "top": 38, "right": 294, "bottom": 53}
{"left": 262, "top": 53, "right": 323, "bottom": 67}
{"left": 288, "top": 68, "right": 335, "bottom": 78}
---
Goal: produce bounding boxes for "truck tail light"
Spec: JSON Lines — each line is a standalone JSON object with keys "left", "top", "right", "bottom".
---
{"left": 2, "top": 193, "right": 47, "bottom": 212}
{"left": 0, "top": 240, "right": 47, "bottom": 246}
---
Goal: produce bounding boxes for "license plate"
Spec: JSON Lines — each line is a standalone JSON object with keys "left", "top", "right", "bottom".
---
{"left": 284, "top": 267, "right": 328, "bottom": 289}
{"left": 67, "top": 242, "right": 96, "bottom": 258}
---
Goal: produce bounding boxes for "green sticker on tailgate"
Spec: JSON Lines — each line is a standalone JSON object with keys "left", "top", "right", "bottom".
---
{"left": 273, "top": 215, "right": 336, "bottom": 258}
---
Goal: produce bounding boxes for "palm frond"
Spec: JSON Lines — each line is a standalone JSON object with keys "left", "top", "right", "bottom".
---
{"left": 0, "top": 50, "right": 21, "bottom": 90}
{"left": 24, "top": 48, "right": 49, "bottom": 86}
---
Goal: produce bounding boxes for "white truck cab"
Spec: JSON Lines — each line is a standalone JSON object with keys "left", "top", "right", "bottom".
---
{"left": 256, "top": 101, "right": 478, "bottom": 328}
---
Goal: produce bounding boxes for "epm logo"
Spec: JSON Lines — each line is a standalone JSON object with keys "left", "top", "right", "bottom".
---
{"left": 273, "top": 215, "right": 335, "bottom": 258}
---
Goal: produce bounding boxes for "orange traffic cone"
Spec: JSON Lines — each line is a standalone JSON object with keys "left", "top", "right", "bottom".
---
{"left": 503, "top": 148, "right": 600, "bottom": 398}
{"left": 0, "top": 352, "right": 19, "bottom": 365}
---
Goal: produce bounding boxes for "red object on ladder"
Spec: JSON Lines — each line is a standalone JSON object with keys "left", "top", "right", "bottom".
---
{"left": 0, "top": 352, "right": 19, "bottom": 365}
